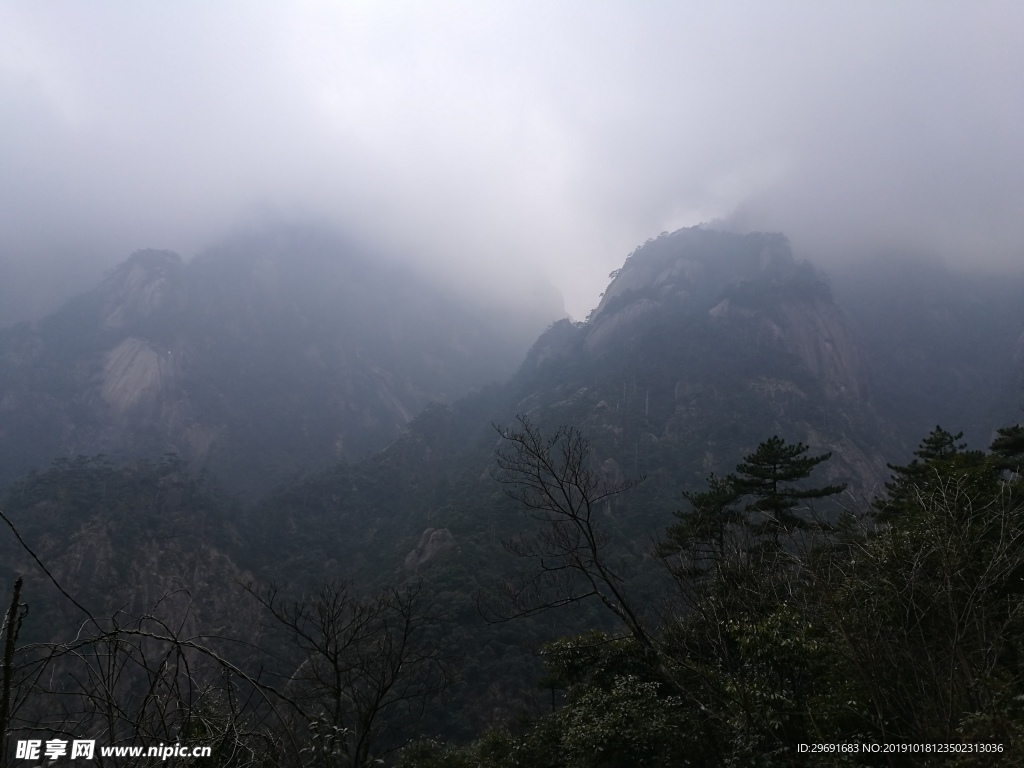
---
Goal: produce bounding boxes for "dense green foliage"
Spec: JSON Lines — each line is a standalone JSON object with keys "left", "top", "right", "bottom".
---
{"left": 2, "top": 420, "right": 1023, "bottom": 764}
{"left": 400, "top": 425, "right": 1024, "bottom": 767}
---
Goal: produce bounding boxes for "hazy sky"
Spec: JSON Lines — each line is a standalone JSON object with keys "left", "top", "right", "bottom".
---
{"left": 2, "top": 1, "right": 1023, "bottom": 323}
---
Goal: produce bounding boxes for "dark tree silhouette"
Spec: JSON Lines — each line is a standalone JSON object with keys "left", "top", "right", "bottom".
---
{"left": 490, "top": 416, "right": 651, "bottom": 651}
{"left": 247, "top": 581, "right": 456, "bottom": 768}
{"left": 877, "top": 426, "right": 993, "bottom": 520}
{"left": 730, "top": 436, "right": 846, "bottom": 535}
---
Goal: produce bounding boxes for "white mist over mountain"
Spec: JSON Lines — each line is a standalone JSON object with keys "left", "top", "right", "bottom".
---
{"left": 2, "top": 2, "right": 1023, "bottom": 325}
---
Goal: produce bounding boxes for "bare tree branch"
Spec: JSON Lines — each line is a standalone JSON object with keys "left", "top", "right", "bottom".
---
{"left": 489, "top": 417, "right": 653, "bottom": 652}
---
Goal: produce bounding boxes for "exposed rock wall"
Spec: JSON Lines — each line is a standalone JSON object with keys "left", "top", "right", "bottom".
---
{"left": 102, "top": 337, "right": 181, "bottom": 414}
{"left": 773, "top": 297, "right": 863, "bottom": 401}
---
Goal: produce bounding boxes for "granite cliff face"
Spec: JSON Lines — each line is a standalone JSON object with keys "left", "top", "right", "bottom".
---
{"left": 590, "top": 229, "right": 864, "bottom": 400}
{"left": 505, "top": 228, "right": 886, "bottom": 496}
{"left": 0, "top": 229, "right": 563, "bottom": 494}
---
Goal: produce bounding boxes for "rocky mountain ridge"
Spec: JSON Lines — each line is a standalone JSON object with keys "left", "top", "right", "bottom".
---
{"left": 0, "top": 227, "right": 563, "bottom": 494}
{"left": 493, "top": 228, "right": 885, "bottom": 501}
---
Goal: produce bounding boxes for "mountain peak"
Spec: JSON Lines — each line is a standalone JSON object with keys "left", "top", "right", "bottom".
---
{"left": 0, "top": 229, "right": 562, "bottom": 493}
{"left": 590, "top": 228, "right": 796, "bottom": 323}
{"left": 99, "top": 249, "right": 185, "bottom": 332}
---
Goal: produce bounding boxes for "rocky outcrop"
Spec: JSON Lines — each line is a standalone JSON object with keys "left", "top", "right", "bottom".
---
{"left": 585, "top": 298, "right": 661, "bottom": 352}
{"left": 498, "top": 227, "right": 892, "bottom": 496}
{"left": 592, "top": 227, "right": 865, "bottom": 400}
{"left": 773, "top": 297, "right": 862, "bottom": 400}
{"left": 404, "top": 528, "right": 455, "bottom": 569}
{"left": 102, "top": 336, "right": 181, "bottom": 414}
{"left": 99, "top": 250, "right": 185, "bottom": 331}
{"left": 590, "top": 228, "right": 793, "bottom": 322}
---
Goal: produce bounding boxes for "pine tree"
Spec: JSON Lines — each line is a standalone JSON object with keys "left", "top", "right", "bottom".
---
{"left": 730, "top": 436, "right": 846, "bottom": 535}
{"left": 660, "top": 474, "right": 741, "bottom": 575}
{"left": 991, "top": 424, "right": 1024, "bottom": 473}
{"left": 875, "top": 426, "right": 993, "bottom": 521}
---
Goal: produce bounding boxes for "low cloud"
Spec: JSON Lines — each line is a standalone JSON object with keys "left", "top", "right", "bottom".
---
{"left": 2, "top": 1, "right": 1022, "bottom": 324}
